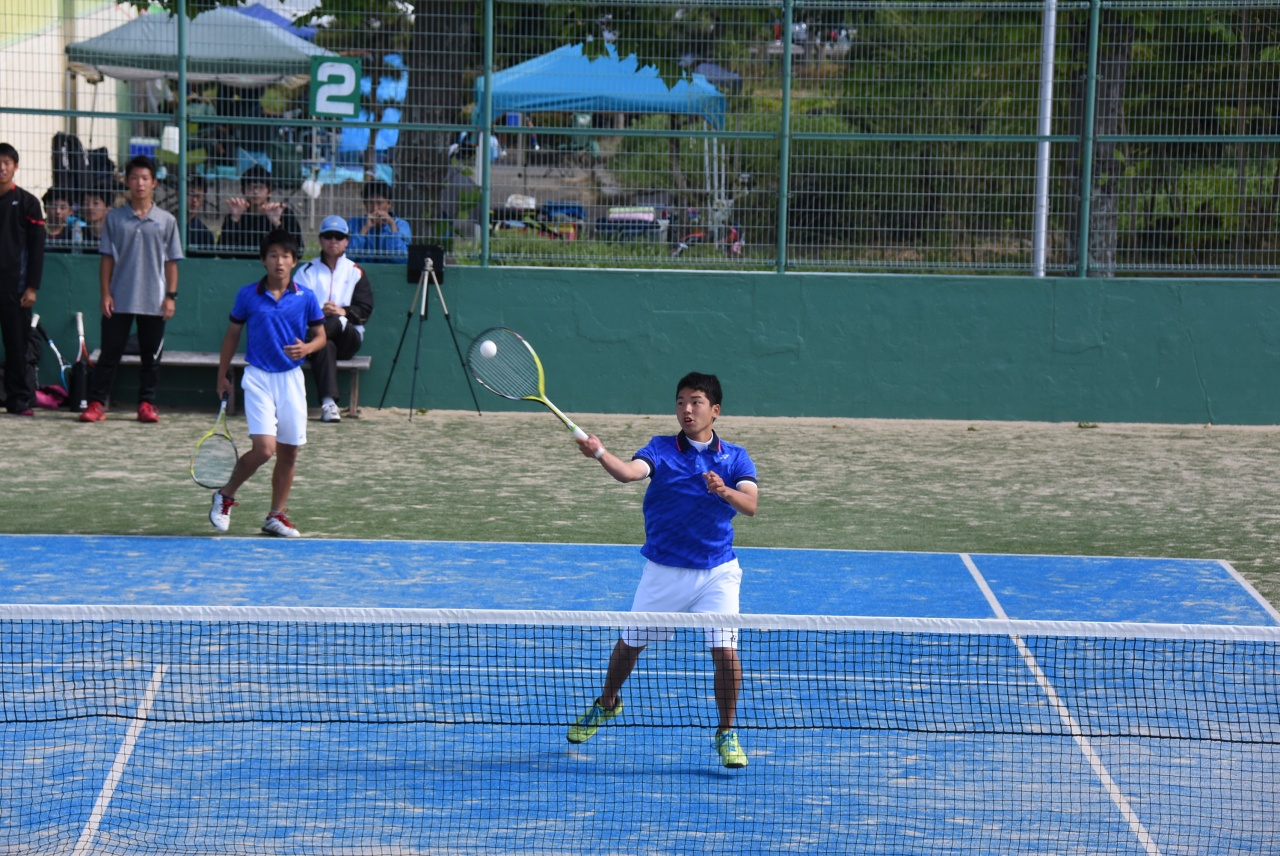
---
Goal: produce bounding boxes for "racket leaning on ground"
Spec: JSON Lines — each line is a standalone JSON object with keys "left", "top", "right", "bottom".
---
{"left": 466, "top": 327, "right": 603, "bottom": 457}
{"left": 70, "top": 311, "right": 93, "bottom": 411}
{"left": 190, "top": 394, "right": 239, "bottom": 489}
{"left": 33, "top": 316, "right": 70, "bottom": 388}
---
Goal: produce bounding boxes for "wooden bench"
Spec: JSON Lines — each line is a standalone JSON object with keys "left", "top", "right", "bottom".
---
{"left": 89, "top": 350, "right": 372, "bottom": 418}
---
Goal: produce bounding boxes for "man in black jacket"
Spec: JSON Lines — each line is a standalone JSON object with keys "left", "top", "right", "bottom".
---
{"left": 0, "top": 143, "right": 46, "bottom": 415}
{"left": 217, "top": 166, "right": 303, "bottom": 257}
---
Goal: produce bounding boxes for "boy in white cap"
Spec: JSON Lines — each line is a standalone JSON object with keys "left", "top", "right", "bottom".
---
{"left": 291, "top": 214, "right": 374, "bottom": 422}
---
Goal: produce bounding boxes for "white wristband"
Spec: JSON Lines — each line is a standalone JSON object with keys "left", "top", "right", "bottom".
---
{"left": 594, "top": 447, "right": 606, "bottom": 460}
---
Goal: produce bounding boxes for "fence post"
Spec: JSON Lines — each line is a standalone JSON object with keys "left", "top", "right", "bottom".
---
{"left": 176, "top": 0, "right": 188, "bottom": 249}
{"left": 1032, "top": 0, "right": 1058, "bottom": 277}
{"left": 479, "top": 0, "right": 494, "bottom": 267}
{"left": 1076, "top": 0, "right": 1102, "bottom": 277}
{"left": 775, "top": 0, "right": 794, "bottom": 274}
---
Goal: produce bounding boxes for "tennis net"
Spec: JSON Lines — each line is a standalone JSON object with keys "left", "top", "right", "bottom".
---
{"left": 2, "top": 605, "right": 1277, "bottom": 855}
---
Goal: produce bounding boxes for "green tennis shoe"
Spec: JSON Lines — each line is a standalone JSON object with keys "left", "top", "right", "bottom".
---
{"left": 567, "top": 697, "right": 623, "bottom": 744}
{"left": 713, "top": 730, "right": 748, "bottom": 768}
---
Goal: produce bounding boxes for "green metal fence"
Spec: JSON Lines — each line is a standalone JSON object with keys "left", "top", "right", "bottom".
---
{"left": 2, "top": 0, "right": 1276, "bottom": 275}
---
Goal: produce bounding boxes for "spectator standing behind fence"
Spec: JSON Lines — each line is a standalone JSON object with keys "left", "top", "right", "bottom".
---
{"left": 292, "top": 215, "right": 373, "bottom": 423}
{"left": 42, "top": 188, "right": 75, "bottom": 252}
{"left": 79, "top": 156, "right": 183, "bottom": 424}
{"left": 0, "top": 142, "right": 45, "bottom": 416}
{"left": 80, "top": 186, "right": 110, "bottom": 253}
{"left": 346, "top": 181, "right": 409, "bottom": 264}
{"left": 218, "top": 165, "right": 303, "bottom": 257}
{"left": 186, "top": 175, "right": 217, "bottom": 257}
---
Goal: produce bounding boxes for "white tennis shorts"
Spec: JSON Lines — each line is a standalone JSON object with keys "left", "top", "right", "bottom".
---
{"left": 623, "top": 558, "right": 742, "bottom": 649}
{"left": 241, "top": 364, "right": 308, "bottom": 446}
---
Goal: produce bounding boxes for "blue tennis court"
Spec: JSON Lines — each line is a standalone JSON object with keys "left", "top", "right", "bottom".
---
{"left": 1, "top": 535, "right": 1277, "bottom": 855}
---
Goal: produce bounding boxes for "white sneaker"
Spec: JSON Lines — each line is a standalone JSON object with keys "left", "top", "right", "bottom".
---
{"left": 210, "top": 491, "right": 237, "bottom": 532}
{"left": 262, "top": 510, "right": 300, "bottom": 538}
{"left": 320, "top": 402, "right": 341, "bottom": 423}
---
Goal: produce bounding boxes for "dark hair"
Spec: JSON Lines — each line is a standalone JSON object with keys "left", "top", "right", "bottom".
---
{"left": 362, "top": 180, "right": 392, "bottom": 204}
{"left": 241, "top": 165, "right": 272, "bottom": 190}
{"left": 0, "top": 142, "right": 18, "bottom": 164}
{"left": 125, "top": 155, "right": 157, "bottom": 180}
{"left": 43, "top": 186, "right": 73, "bottom": 206}
{"left": 188, "top": 175, "right": 208, "bottom": 193}
{"left": 259, "top": 228, "right": 299, "bottom": 260}
{"left": 676, "top": 372, "right": 722, "bottom": 407}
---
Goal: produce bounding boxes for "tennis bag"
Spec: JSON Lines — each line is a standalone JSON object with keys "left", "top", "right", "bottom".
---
{"left": 52, "top": 132, "right": 89, "bottom": 194}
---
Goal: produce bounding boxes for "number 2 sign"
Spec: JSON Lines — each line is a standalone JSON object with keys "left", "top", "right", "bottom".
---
{"left": 309, "top": 57, "right": 362, "bottom": 119}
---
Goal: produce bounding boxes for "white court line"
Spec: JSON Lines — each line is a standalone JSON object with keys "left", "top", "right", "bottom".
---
{"left": 1217, "top": 559, "right": 1280, "bottom": 624}
{"left": 71, "top": 664, "right": 167, "bottom": 856}
{"left": 961, "top": 554, "right": 1162, "bottom": 856}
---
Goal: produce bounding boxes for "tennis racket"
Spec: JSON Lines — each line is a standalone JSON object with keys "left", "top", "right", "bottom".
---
{"left": 70, "top": 311, "right": 92, "bottom": 411}
{"left": 466, "top": 327, "right": 601, "bottom": 454}
{"left": 190, "top": 393, "right": 239, "bottom": 489}
{"left": 32, "top": 315, "right": 70, "bottom": 388}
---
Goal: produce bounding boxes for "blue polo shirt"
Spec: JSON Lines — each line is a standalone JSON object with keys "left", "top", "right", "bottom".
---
{"left": 634, "top": 431, "right": 758, "bottom": 570}
{"left": 229, "top": 278, "right": 324, "bottom": 373}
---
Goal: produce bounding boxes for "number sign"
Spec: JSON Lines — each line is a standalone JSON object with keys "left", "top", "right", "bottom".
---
{"left": 310, "top": 57, "right": 362, "bottom": 119}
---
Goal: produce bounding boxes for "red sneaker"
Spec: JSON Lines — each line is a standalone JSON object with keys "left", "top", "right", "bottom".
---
{"left": 137, "top": 401, "right": 160, "bottom": 423}
{"left": 79, "top": 401, "right": 106, "bottom": 423}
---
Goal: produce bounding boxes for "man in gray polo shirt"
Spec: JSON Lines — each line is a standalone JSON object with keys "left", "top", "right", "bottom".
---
{"left": 80, "top": 156, "right": 182, "bottom": 423}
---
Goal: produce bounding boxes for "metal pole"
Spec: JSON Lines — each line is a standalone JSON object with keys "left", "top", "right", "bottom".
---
{"left": 176, "top": 0, "right": 188, "bottom": 247}
{"left": 776, "top": 0, "right": 794, "bottom": 273}
{"left": 1076, "top": 0, "right": 1102, "bottom": 277}
{"left": 60, "top": 0, "right": 77, "bottom": 137}
{"left": 478, "top": 0, "right": 494, "bottom": 267}
{"left": 1032, "top": 0, "right": 1058, "bottom": 277}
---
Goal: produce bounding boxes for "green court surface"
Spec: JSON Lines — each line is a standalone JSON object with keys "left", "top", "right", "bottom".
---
{"left": 1, "top": 407, "right": 1277, "bottom": 607}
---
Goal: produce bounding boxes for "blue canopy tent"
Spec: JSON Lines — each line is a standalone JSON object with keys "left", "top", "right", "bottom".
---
{"left": 474, "top": 43, "right": 731, "bottom": 229}
{"left": 475, "top": 43, "right": 726, "bottom": 130}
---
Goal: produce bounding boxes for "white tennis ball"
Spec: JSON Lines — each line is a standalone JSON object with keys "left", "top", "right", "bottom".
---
{"left": 479, "top": 340, "right": 498, "bottom": 358}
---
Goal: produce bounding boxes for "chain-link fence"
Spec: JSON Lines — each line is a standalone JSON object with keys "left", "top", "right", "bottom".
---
{"left": 2, "top": 0, "right": 1276, "bottom": 275}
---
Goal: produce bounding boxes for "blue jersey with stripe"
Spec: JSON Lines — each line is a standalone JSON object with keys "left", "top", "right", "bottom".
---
{"left": 229, "top": 278, "right": 324, "bottom": 373}
{"left": 634, "top": 431, "right": 758, "bottom": 570}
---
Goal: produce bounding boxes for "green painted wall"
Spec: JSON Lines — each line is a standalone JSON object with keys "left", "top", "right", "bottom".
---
{"left": 32, "top": 255, "right": 1280, "bottom": 424}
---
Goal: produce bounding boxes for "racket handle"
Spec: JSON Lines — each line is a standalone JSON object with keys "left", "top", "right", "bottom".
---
{"left": 75, "top": 312, "right": 84, "bottom": 338}
{"left": 570, "top": 426, "right": 606, "bottom": 458}
{"left": 30, "top": 314, "right": 39, "bottom": 328}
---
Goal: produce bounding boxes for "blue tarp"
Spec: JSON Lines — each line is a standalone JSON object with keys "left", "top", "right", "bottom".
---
{"left": 475, "top": 43, "right": 726, "bottom": 130}
{"left": 233, "top": 4, "right": 317, "bottom": 41}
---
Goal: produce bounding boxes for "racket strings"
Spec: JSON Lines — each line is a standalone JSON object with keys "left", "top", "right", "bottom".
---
{"left": 192, "top": 435, "right": 237, "bottom": 489}
{"left": 468, "top": 331, "right": 542, "bottom": 400}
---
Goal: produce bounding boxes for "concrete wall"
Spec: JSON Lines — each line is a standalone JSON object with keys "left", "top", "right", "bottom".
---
{"left": 32, "top": 255, "right": 1280, "bottom": 424}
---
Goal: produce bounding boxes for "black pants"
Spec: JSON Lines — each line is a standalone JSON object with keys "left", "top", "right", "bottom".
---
{"left": 307, "top": 315, "right": 363, "bottom": 401}
{"left": 88, "top": 313, "right": 167, "bottom": 407}
{"left": 0, "top": 290, "right": 33, "bottom": 412}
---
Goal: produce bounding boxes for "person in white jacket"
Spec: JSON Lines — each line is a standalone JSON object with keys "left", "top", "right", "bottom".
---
{"left": 292, "top": 215, "right": 374, "bottom": 422}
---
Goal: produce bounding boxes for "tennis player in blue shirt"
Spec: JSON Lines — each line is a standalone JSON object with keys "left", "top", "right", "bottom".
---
{"left": 567, "top": 372, "right": 758, "bottom": 768}
{"left": 209, "top": 229, "right": 326, "bottom": 538}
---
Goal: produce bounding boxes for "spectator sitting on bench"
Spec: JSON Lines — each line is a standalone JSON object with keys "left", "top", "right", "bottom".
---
{"left": 217, "top": 165, "right": 303, "bottom": 257}
{"left": 292, "top": 215, "right": 374, "bottom": 423}
{"left": 346, "top": 180, "right": 410, "bottom": 264}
